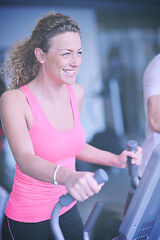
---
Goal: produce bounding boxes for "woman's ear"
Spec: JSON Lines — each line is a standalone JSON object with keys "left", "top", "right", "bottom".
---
{"left": 34, "top": 48, "right": 45, "bottom": 64}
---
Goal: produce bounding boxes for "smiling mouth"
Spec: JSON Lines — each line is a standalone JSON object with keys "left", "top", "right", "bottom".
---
{"left": 63, "top": 69, "right": 76, "bottom": 74}
{"left": 63, "top": 69, "right": 77, "bottom": 77}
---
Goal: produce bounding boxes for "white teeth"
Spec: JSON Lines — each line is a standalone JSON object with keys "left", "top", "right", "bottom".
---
{"left": 64, "top": 70, "right": 75, "bottom": 73}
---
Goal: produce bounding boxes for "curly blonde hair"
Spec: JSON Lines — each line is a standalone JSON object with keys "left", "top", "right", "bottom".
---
{"left": 2, "top": 12, "right": 81, "bottom": 89}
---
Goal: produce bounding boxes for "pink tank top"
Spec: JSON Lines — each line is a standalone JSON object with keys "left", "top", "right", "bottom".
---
{"left": 5, "top": 84, "right": 86, "bottom": 222}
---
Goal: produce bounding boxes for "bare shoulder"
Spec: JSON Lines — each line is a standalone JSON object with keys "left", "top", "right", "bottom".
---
{"left": 0, "top": 89, "right": 26, "bottom": 113}
{"left": 1, "top": 88, "right": 23, "bottom": 99}
{"left": 72, "top": 83, "right": 84, "bottom": 101}
{"left": 72, "top": 83, "right": 84, "bottom": 113}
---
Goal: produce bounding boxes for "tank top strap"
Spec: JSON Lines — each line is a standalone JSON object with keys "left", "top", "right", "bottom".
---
{"left": 20, "top": 85, "right": 36, "bottom": 106}
{"left": 66, "top": 84, "right": 80, "bottom": 121}
{"left": 19, "top": 85, "right": 42, "bottom": 122}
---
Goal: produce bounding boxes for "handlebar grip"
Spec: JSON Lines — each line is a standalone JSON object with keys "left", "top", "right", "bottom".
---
{"left": 59, "top": 168, "right": 108, "bottom": 207}
{"left": 127, "top": 140, "right": 138, "bottom": 178}
{"left": 127, "top": 140, "right": 139, "bottom": 189}
{"left": 127, "top": 140, "right": 137, "bottom": 152}
{"left": 93, "top": 168, "right": 109, "bottom": 184}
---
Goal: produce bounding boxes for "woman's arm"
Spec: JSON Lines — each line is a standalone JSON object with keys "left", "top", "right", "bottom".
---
{"left": 73, "top": 83, "right": 142, "bottom": 169}
{"left": 76, "top": 143, "right": 142, "bottom": 169}
{"left": 0, "top": 90, "right": 58, "bottom": 183}
{"left": 148, "top": 94, "right": 160, "bottom": 132}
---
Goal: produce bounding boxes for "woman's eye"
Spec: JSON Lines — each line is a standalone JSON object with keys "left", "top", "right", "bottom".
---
{"left": 62, "top": 52, "right": 70, "bottom": 56}
{"left": 78, "top": 51, "right": 82, "bottom": 55}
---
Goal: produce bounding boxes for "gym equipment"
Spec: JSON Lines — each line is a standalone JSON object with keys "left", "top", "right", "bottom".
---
{"left": 124, "top": 140, "right": 140, "bottom": 214}
{"left": 114, "top": 143, "right": 160, "bottom": 240}
{"left": 50, "top": 168, "right": 109, "bottom": 240}
{"left": 51, "top": 141, "right": 160, "bottom": 240}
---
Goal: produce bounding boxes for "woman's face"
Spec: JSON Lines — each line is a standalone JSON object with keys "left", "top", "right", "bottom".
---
{"left": 43, "top": 32, "right": 82, "bottom": 85}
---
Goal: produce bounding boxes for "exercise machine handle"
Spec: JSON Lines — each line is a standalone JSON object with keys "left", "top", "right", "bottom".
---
{"left": 59, "top": 168, "right": 108, "bottom": 207}
{"left": 83, "top": 201, "right": 104, "bottom": 240}
{"left": 124, "top": 140, "right": 140, "bottom": 215}
{"left": 50, "top": 168, "right": 108, "bottom": 240}
{"left": 127, "top": 140, "right": 139, "bottom": 189}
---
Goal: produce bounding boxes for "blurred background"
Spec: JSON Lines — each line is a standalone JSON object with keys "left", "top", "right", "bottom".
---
{"left": 0, "top": 0, "right": 160, "bottom": 239}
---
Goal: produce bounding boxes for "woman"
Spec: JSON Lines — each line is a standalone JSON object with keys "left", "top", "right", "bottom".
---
{"left": 0, "top": 12, "right": 142, "bottom": 240}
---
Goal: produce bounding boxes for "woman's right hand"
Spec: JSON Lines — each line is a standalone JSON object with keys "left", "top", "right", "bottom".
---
{"left": 64, "top": 170, "right": 103, "bottom": 202}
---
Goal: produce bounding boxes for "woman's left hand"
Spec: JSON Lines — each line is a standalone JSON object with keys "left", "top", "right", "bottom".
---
{"left": 118, "top": 146, "right": 143, "bottom": 169}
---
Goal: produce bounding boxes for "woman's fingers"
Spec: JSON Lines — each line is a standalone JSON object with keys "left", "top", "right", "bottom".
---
{"left": 65, "top": 171, "right": 103, "bottom": 201}
{"left": 119, "top": 145, "right": 143, "bottom": 168}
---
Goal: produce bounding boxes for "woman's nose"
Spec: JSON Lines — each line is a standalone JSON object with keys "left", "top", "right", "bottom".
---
{"left": 71, "top": 54, "right": 81, "bottom": 67}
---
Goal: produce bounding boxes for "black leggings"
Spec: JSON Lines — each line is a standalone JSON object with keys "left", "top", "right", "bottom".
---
{"left": 2, "top": 204, "right": 83, "bottom": 240}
